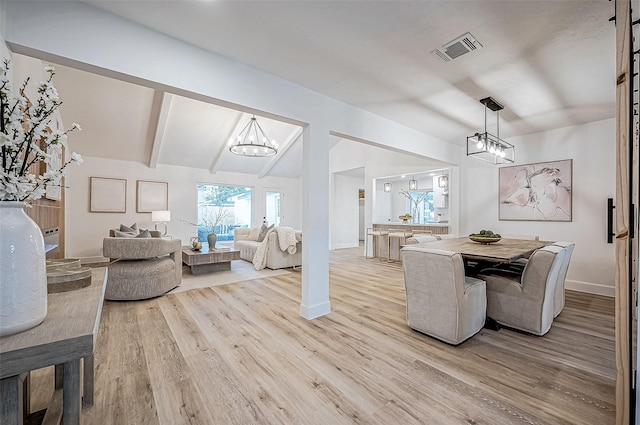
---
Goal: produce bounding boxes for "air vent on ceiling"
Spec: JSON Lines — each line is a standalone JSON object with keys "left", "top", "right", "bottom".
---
{"left": 431, "top": 32, "right": 483, "bottom": 62}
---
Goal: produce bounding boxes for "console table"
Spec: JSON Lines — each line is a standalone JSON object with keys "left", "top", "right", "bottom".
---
{"left": 0, "top": 267, "right": 107, "bottom": 425}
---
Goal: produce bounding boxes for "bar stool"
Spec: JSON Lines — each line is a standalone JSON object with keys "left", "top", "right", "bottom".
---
{"left": 365, "top": 227, "right": 389, "bottom": 259}
{"left": 388, "top": 228, "right": 413, "bottom": 261}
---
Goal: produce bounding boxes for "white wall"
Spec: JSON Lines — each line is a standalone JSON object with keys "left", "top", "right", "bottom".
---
{"left": 460, "top": 119, "right": 616, "bottom": 296}
{"left": 66, "top": 156, "right": 301, "bottom": 260}
{"left": 330, "top": 173, "right": 362, "bottom": 250}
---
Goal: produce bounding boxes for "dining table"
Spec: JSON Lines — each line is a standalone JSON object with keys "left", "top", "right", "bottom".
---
{"left": 418, "top": 237, "right": 552, "bottom": 264}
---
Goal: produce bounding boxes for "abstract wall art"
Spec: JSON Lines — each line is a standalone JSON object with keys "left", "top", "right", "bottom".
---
{"left": 499, "top": 159, "right": 572, "bottom": 221}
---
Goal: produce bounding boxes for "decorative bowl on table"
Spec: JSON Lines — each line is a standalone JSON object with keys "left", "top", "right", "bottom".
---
{"left": 468, "top": 230, "right": 501, "bottom": 244}
{"left": 399, "top": 214, "right": 412, "bottom": 224}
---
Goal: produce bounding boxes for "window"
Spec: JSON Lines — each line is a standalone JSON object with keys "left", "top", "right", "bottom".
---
{"left": 197, "top": 184, "right": 252, "bottom": 241}
{"left": 406, "top": 190, "right": 434, "bottom": 224}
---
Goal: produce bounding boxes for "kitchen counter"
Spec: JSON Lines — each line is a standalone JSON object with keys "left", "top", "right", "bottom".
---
{"left": 371, "top": 223, "right": 451, "bottom": 260}
{"left": 379, "top": 222, "right": 449, "bottom": 227}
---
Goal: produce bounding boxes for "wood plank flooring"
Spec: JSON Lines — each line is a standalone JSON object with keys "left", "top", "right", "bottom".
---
{"left": 29, "top": 246, "right": 615, "bottom": 424}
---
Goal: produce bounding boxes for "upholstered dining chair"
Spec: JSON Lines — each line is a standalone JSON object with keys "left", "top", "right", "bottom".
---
{"left": 478, "top": 246, "right": 564, "bottom": 336}
{"left": 401, "top": 246, "right": 487, "bottom": 345}
{"left": 551, "top": 241, "right": 575, "bottom": 317}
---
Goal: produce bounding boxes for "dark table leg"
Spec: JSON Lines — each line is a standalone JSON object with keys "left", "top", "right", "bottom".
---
{"left": 82, "top": 355, "right": 94, "bottom": 408}
{"left": 0, "top": 375, "right": 20, "bottom": 425}
{"left": 63, "top": 358, "right": 81, "bottom": 425}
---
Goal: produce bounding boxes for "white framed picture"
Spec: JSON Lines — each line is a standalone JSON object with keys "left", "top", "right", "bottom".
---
{"left": 136, "top": 180, "right": 168, "bottom": 213}
{"left": 90, "top": 177, "right": 127, "bottom": 213}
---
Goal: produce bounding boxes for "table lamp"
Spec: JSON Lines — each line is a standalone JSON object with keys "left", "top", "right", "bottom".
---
{"left": 151, "top": 210, "right": 171, "bottom": 236}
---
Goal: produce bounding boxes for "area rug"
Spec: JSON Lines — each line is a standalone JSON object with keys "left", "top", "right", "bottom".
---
{"left": 169, "top": 260, "right": 290, "bottom": 294}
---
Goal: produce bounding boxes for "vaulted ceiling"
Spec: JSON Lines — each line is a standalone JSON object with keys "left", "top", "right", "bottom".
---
{"left": 10, "top": 0, "right": 617, "bottom": 178}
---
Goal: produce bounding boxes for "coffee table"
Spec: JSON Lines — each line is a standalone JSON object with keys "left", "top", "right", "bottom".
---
{"left": 182, "top": 246, "right": 241, "bottom": 274}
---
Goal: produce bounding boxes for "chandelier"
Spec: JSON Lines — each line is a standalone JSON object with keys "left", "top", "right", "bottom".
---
{"left": 466, "top": 97, "right": 514, "bottom": 164}
{"left": 228, "top": 115, "right": 278, "bottom": 157}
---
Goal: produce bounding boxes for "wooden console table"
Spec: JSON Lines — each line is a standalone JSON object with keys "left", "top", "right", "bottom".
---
{"left": 0, "top": 267, "right": 107, "bottom": 425}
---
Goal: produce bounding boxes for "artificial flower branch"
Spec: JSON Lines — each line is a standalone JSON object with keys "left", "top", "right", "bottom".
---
{"left": 1, "top": 59, "right": 83, "bottom": 202}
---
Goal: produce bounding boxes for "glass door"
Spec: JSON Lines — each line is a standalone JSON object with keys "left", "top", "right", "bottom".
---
{"left": 265, "top": 190, "right": 282, "bottom": 226}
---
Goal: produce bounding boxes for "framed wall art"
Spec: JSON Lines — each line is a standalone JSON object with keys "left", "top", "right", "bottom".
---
{"left": 499, "top": 159, "right": 572, "bottom": 222}
{"left": 90, "top": 177, "right": 127, "bottom": 213}
{"left": 136, "top": 180, "right": 168, "bottom": 213}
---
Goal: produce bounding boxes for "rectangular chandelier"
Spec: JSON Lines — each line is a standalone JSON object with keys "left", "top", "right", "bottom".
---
{"left": 467, "top": 97, "right": 515, "bottom": 165}
{"left": 467, "top": 132, "right": 515, "bottom": 164}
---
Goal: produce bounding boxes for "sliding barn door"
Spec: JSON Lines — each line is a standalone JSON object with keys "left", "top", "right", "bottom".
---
{"left": 616, "top": 0, "right": 638, "bottom": 423}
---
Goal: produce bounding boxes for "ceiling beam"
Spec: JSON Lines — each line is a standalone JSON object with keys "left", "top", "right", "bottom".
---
{"left": 209, "top": 111, "right": 245, "bottom": 174}
{"left": 148, "top": 92, "right": 173, "bottom": 168}
{"left": 258, "top": 126, "right": 303, "bottom": 179}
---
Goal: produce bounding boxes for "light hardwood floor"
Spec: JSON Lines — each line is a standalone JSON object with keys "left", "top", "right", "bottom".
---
{"left": 30, "top": 246, "right": 615, "bottom": 424}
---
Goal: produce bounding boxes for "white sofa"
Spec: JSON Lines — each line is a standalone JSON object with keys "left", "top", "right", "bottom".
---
{"left": 234, "top": 228, "right": 302, "bottom": 269}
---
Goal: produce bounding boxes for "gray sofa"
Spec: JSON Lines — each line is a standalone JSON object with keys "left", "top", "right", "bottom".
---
{"left": 102, "top": 237, "right": 182, "bottom": 300}
{"left": 234, "top": 228, "right": 302, "bottom": 269}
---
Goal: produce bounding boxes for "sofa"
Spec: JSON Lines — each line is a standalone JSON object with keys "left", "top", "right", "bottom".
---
{"left": 234, "top": 227, "right": 302, "bottom": 269}
{"left": 102, "top": 237, "right": 182, "bottom": 300}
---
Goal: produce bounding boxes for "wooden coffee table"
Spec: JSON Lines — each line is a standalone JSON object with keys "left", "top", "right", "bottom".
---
{"left": 182, "top": 246, "right": 241, "bottom": 274}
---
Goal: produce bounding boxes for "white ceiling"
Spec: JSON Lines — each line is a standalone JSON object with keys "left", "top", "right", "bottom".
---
{"left": 19, "top": 1, "right": 618, "bottom": 178}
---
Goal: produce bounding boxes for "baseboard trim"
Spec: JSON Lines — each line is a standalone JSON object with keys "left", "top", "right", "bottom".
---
{"left": 299, "top": 301, "right": 331, "bottom": 319}
{"left": 566, "top": 279, "right": 614, "bottom": 298}
{"left": 330, "top": 243, "right": 359, "bottom": 250}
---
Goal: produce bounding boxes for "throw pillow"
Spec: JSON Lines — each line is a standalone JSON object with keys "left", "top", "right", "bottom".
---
{"left": 256, "top": 223, "right": 269, "bottom": 242}
{"left": 114, "top": 230, "right": 137, "bottom": 238}
{"left": 135, "top": 229, "right": 152, "bottom": 238}
{"left": 247, "top": 226, "right": 260, "bottom": 241}
{"left": 119, "top": 224, "right": 138, "bottom": 233}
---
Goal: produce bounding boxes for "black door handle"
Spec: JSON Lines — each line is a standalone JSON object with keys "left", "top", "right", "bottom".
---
{"left": 607, "top": 198, "right": 615, "bottom": 244}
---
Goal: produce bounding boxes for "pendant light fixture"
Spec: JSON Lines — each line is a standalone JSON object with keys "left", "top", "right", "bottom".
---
{"left": 228, "top": 115, "right": 278, "bottom": 157}
{"left": 466, "top": 97, "right": 514, "bottom": 164}
{"left": 409, "top": 176, "right": 418, "bottom": 190}
{"left": 384, "top": 182, "right": 392, "bottom": 193}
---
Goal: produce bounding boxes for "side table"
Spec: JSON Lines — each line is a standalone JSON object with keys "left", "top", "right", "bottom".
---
{"left": 0, "top": 267, "right": 107, "bottom": 425}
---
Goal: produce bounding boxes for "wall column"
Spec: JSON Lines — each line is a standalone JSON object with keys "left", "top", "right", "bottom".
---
{"left": 300, "top": 124, "right": 331, "bottom": 319}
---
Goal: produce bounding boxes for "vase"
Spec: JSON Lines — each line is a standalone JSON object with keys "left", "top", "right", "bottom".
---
{"left": 0, "top": 201, "right": 48, "bottom": 337}
{"left": 207, "top": 233, "right": 217, "bottom": 250}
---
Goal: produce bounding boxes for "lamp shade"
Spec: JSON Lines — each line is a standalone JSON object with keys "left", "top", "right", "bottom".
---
{"left": 151, "top": 210, "right": 171, "bottom": 222}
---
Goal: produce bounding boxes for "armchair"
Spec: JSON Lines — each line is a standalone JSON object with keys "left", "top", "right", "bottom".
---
{"left": 401, "top": 246, "right": 487, "bottom": 345}
{"left": 479, "top": 246, "right": 564, "bottom": 336}
{"left": 551, "top": 241, "right": 575, "bottom": 317}
{"left": 102, "top": 237, "right": 182, "bottom": 300}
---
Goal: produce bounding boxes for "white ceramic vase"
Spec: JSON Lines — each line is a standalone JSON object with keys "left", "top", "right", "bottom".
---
{"left": 0, "top": 201, "right": 48, "bottom": 337}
